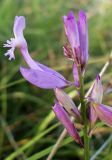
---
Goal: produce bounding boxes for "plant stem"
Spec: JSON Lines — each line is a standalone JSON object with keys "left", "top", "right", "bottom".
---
{"left": 77, "top": 65, "right": 89, "bottom": 160}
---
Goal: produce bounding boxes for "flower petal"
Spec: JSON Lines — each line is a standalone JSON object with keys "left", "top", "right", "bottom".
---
{"left": 94, "top": 103, "right": 112, "bottom": 127}
{"left": 21, "top": 46, "right": 68, "bottom": 78}
{"left": 78, "top": 10, "right": 88, "bottom": 70}
{"left": 89, "top": 103, "right": 98, "bottom": 127}
{"left": 90, "top": 75, "right": 103, "bottom": 103}
{"left": 13, "top": 16, "right": 25, "bottom": 37}
{"left": 20, "top": 66, "right": 69, "bottom": 89}
{"left": 53, "top": 101, "right": 83, "bottom": 146}
{"left": 35, "top": 61, "right": 67, "bottom": 80}
{"left": 63, "top": 11, "right": 79, "bottom": 50}
{"left": 4, "top": 48, "right": 15, "bottom": 60}
{"left": 73, "top": 63, "right": 79, "bottom": 87}
{"left": 55, "top": 88, "right": 80, "bottom": 119}
{"left": 4, "top": 16, "right": 27, "bottom": 61}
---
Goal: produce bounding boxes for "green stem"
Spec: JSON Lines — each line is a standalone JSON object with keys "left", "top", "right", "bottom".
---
{"left": 77, "top": 65, "right": 89, "bottom": 160}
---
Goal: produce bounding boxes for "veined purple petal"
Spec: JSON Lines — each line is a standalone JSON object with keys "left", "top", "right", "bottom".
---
{"left": 35, "top": 61, "right": 67, "bottom": 81}
{"left": 53, "top": 101, "right": 83, "bottom": 146}
{"left": 89, "top": 103, "right": 98, "bottom": 127}
{"left": 20, "top": 44, "right": 70, "bottom": 87}
{"left": 73, "top": 63, "right": 79, "bottom": 87}
{"left": 20, "top": 66, "right": 69, "bottom": 89}
{"left": 94, "top": 103, "right": 112, "bottom": 127}
{"left": 90, "top": 75, "right": 103, "bottom": 103}
{"left": 55, "top": 88, "right": 80, "bottom": 119}
{"left": 13, "top": 16, "right": 25, "bottom": 37}
{"left": 78, "top": 10, "right": 88, "bottom": 70}
{"left": 63, "top": 11, "right": 80, "bottom": 50}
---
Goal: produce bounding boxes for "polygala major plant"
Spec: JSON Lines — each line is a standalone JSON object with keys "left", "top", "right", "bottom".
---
{"left": 4, "top": 10, "right": 112, "bottom": 160}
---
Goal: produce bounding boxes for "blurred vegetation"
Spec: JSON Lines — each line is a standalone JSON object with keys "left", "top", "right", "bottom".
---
{"left": 0, "top": 0, "right": 112, "bottom": 159}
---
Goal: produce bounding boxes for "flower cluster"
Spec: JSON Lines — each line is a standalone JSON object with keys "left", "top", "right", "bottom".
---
{"left": 63, "top": 10, "right": 88, "bottom": 87}
{"left": 4, "top": 11, "right": 112, "bottom": 147}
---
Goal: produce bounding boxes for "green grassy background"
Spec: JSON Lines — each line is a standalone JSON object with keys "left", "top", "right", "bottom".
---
{"left": 0, "top": 0, "right": 112, "bottom": 159}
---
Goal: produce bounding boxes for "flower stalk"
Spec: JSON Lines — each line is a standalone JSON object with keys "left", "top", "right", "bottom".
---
{"left": 4, "top": 11, "right": 112, "bottom": 160}
{"left": 77, "top": 64, "right": 89, "bottom": 160}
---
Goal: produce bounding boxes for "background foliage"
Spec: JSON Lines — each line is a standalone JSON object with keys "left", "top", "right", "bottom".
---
{"left": 0, "top": 0, "right": 112, "bottom": 159}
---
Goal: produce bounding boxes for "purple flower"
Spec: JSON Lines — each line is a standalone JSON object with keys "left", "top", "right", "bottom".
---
{"left": 63, "top": 10, "right": 88, "bottom": 70}
{"left": 4, "top": 16, "right": 70, "bottom": 89}
{"left": 55, "top": 88, "right": 81, "bottom": 119}
{"left": 53, "top": 101, "right": 83, "bottom": 147}
{"left": 63, "top": 10, "right": 88, "bottom": 86}
{"left": 78, "top": 11, "right": 88, "bottom": 71}
{"left": 63, "top": 11, "right": 79, "bottom": 52}
{"left": 89, "top": 75, "right": 112, "bottom": 127}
